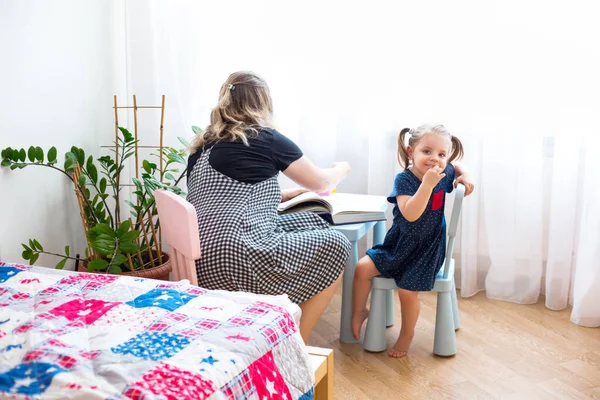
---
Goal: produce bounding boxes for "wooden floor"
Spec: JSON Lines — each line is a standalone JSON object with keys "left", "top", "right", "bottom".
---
{"left": 308, "top": 288, "right": 600, "bottom": 400}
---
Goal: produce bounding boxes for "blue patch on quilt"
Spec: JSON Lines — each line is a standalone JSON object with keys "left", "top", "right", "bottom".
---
{"left": 111, "top": 331, "right": 191, "bottom": 361}
{"left": 0, "top": 266, "right": 25, "bottom": 283}
{"left": 0, "top": 362, "right": 66, "bottom": 395}
{"left": 299, "top": 387, "right": 314, "bottom": 400}
{"left": 126, "top": 288, "right": 197, "bottom": 312}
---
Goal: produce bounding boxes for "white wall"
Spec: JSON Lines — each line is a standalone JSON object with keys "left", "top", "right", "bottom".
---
{"left": 0, "top": 1, "right": 122, "bottom": 268}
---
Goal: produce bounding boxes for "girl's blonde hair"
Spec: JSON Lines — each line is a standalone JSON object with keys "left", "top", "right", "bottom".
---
{"left": 397, "top": 124, "right": 464, "bottom": 170}
{"left": 190, "top": 71, "right": 274, "bottom": 152}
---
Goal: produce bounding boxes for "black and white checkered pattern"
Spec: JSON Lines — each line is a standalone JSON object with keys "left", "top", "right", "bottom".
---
{"left": 187, "top": 148, "right": 351, "bottom": 304}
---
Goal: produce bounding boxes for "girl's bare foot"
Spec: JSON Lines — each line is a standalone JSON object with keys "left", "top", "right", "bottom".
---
{"left": 351, "top": 308, "right": 369, "bottom": 340}
{"left": 388, "top": 333, "right": 414, "bottom": 358}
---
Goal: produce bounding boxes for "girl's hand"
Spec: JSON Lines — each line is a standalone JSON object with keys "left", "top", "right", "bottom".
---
{"left": 454, "top": 173, "right": 475, "bottom": 196}
{"left": 281, "top": 188, "right": 309, "bottom": 203}
{"left": 422, "top": 166, "right": 446, "bottom": 190}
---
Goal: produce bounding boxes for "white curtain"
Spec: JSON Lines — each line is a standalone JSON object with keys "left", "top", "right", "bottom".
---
{"left": 115, "top": 0, "right": 600, "bottom": 327}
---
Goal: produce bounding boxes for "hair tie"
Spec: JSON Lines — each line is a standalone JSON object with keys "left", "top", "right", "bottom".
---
{"left": 227, "top": 84, "right": 235, "bottom": 91}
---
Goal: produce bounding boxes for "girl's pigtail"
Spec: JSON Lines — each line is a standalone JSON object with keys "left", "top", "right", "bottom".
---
{"left": 449, "top": 136, "right": 465, "bottom": 164}
{"left": 397, "top": 128, "right": 411, "bottom": 169}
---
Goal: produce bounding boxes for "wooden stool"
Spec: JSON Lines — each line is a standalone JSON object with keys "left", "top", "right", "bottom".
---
{"left": 306, "top": 346, "right": 334, "bottom": 400}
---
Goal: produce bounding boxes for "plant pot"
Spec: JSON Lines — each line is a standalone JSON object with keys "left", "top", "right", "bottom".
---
{"left": 78, "top": 252, "right": 172, "bottom": 281}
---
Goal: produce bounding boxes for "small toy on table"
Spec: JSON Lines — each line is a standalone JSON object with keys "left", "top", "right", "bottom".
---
{"left": 318, "top": 188, "right": 336, "bottom": 197}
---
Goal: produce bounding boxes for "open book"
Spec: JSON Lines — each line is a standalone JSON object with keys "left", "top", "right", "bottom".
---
{"left": 278, "top": 192, "right": 388, "bottom": 225}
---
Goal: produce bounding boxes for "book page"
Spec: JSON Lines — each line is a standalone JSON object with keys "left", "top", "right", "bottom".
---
{"left": 323, "top": 193, "right": 387, "bottom": 215}
{"left": 278, "top": 191, "right": 329, "bottom": 212}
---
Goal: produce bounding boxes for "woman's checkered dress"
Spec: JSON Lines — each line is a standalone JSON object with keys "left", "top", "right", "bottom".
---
{"left": 186, "top": 148, "right": 351, "bottom": 304}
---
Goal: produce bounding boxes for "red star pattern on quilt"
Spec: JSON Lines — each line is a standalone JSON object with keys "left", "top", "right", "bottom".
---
{"left": 248, "top": 351, "right": 293, "bottom": 400}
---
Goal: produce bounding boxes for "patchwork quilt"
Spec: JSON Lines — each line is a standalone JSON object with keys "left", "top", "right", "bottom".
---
{"left": 0, "top": 262, "right": 314, "bottom": 399}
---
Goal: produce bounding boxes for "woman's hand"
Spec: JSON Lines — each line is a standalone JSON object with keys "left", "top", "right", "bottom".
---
{"left": 332, "top": 161, "right": 351, "bottom": 177}
{"left": 281, "top": 188, "right": 310, "bottom": 203}
{"left": 454, "top": 173, "right": 475, "bottom": 196}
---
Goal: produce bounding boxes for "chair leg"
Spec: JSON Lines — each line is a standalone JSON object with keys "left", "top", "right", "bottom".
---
{"left": 363, "top": 288, "right": 387, "bottom": 352}
{"left": 451, "top": 278, "right": 460, "bottom": 330}
{"left": 385, "top": 289, "right": 395, "bottom": 327}
{"left": 433, "top": 291, "right": 456, "bottom": 356}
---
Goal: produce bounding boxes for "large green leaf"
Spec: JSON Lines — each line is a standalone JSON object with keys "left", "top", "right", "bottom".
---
{"left": 11, "top": 149, "right": 19, "bottom": 162}
{"left": 142, "top": 159, "right": 151, "bottom": 174}
{"left": 132, "top": 178, "right": 143, "bottom": 192}
{"left": 92, "top": 223, "right": 115, "bottom": 237}
{"left": 1, "top": 147, "right": 11, "bottom": 159}
{"left": 99, "top": 178, "right": 107, "bottom": 193}
{"left": 1, "top": 159, "right": 11, "bottom": 167}
{"left": 90, "top": 237, "right": 116, "bottom": 256}
{"left": 119, "top": 240, "right": 139, "bottom": 254}
{"left": 88, "top": 163, "right": 98, "bottom": 184}
{"left": 78, "top": 174, "right": 86, "bottom": 187}
{"left": 124, "top": 200, "right": 137, "bottom": 211}
{"left": 35, "top": 147, "right": 44, "bottom": 162}
{"left": 22, "top": 249, "right": 32, "bottom": 260}
{"left": 19, "top": 148, "right": 26, "bottom": 162}
{"left": 120, "top": 230, "right": 140, "bottom": 244}
{"left": 48, "top": 146, "right": 57, "bottom": 163}
{"left": 111, "top": 254, "right": 127, "bottom": 266}
{"left": 117, "top": 220, "right": 132, "bottom": 236}
{"left": 108, "top": 265, "right": 122, "bottom": 274}
{"left": 29, "top": 253, "right": 39, "bottom": 265}
{"left": 27, "top": 146, "right": 36, "bottom": 162}
{"left": 118, "top": 127, "right": 135, "bottom": 143}
{"left": 72, "top": 147, "right": 84, "bottom": 166}
{"left": 191, "top": 125, "right": 202, "bottom": 135}
{"left": 167, "top": 152, "right": 186, "bottom": 165}
{"left": 55, "top": 258, "right": 67, "bottom": 270}
{"left": 177, "top": 137, "right": 190, "bottom": 147}
{"left": 32, "top": 239, "right": 43, "bottom": 252}
{"left": 64, "top": 152, "right": 77, "bottom": 171}
{"left": 87, "top": 259, "right": 108, "bottom": 271}
{"left": 85, "top": 155, "right": 93, "bottom": 169}
{"left": 64, "top": 245, "right": 70, "bottom": 257}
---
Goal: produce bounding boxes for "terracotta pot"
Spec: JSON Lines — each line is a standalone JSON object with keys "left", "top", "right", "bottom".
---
{"left": 78, "top": 252, "right": 172, "bottom": 281}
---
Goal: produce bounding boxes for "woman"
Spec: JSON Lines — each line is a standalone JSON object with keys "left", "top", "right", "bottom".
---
{"left": 187, "top": 71, "right": 351, "bottom": 342}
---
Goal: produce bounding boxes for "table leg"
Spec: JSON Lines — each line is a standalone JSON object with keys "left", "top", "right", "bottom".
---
{"left": 372, "top": 221, "right": 394, "bottom": 327}
{"left": 340, "top": 240, "right": 359, "bottom": 344}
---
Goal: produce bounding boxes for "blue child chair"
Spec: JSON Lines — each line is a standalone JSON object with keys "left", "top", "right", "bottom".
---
{"left": 362, "top": 183, "right": 465, "bottom": 356}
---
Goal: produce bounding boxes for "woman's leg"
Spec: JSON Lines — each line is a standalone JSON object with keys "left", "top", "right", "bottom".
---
{"left": 389, "top": 288, "right": 420, "bottom": 358}
{"left": 298, "top": 274, "right": 343, "bottom": 343}
{"left": 351, "top": 256, "right": 381, "bottom": 340}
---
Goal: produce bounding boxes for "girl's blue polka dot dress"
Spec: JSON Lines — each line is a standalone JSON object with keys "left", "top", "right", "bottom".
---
{"left": 367, "top": 164, "right": 455, "bottom": 292}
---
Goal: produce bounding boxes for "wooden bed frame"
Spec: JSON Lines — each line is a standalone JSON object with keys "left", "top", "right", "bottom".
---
{"left": 306, "top": 346, "right": 334, "bottom": 400}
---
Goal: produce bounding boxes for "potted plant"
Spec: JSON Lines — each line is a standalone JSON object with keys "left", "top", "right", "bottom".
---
{"left": 0, "top": 126, "right": 197, "bottom": 280}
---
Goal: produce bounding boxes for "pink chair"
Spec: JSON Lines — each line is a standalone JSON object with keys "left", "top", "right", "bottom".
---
{"left": 154, "top": 189, "right": 201, "bottom": 286}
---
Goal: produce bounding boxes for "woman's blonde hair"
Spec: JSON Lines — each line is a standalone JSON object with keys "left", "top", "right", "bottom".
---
{"left": 397, "top": 124, "right": 464, "bottom": 170}
{"left": 190, "top": 71, "right": 274, "bottom": 152}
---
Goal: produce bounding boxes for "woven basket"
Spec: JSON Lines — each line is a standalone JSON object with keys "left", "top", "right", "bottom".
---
{"left": 78, "top": 253, "right": 172, "bottom": 281}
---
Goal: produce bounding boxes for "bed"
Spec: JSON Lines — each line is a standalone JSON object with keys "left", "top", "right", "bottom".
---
{"left": 0, "top": 262, "right": 314, "bottom": 399}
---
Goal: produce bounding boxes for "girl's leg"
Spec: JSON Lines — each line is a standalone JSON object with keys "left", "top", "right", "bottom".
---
{"left": 351, "top": 256, "right": 381, "bottom": 340}
{"left": 389, "top": 288, "right": 420, "bottom": 358}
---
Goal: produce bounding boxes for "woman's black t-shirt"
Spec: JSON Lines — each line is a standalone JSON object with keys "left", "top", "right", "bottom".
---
{"left": 187, "top": 128, "right": 304, "bottom": 184}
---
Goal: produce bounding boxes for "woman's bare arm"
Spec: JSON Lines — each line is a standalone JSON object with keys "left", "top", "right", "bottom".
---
{"left": 282, "top": 156, "right": 350, "bottom": 193}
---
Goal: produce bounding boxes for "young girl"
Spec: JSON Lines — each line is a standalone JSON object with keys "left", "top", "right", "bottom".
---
{"left": 351, "top": 124, "right": 474, "bottom": 358}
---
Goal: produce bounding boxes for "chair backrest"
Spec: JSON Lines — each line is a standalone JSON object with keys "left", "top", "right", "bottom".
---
{"left": 154, "top": 189, "right": 200, "bottom": 286}
{"left": 442, "top": 183, "right": 466, "bottom": 278}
